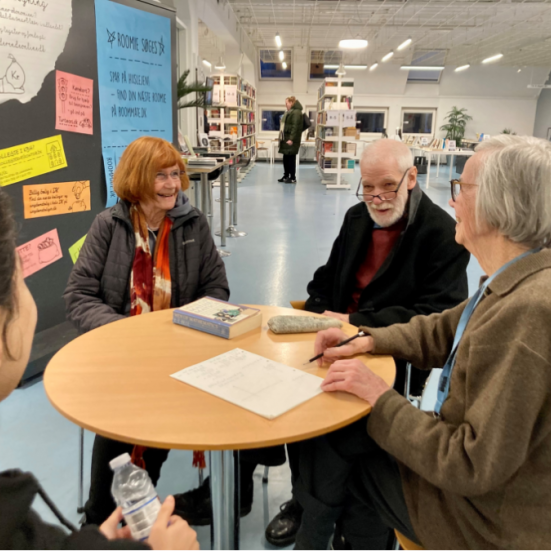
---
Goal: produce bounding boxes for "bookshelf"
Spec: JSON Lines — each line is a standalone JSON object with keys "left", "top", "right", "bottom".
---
{"left": 205, "top": 74, "right": 257, "bottom": 161}
{"left": 314, "top": 77, "right": 358, "bottom": 190}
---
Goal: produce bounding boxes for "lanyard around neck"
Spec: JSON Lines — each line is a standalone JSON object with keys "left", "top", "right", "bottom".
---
{"left": 433, "top": 247, "right": 541, "bottom": 416}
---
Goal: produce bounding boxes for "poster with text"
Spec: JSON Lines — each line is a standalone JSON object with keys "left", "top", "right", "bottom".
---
{"left": 16, "top": 228, "right": 63, "bottom": 278}
{"left": 55, "top": 71, "right": 93, "bottom": 134}
{"left": 0, "top": 0, "right": 72, "bottom": 105}
{"left": 23, "top": 180, "right": 90, "bottom": 218}
{"left": 95, "top": 0, "right": 172, "bottom": 207}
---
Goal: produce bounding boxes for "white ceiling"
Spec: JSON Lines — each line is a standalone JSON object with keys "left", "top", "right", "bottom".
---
{"left": 225, "top": 0, "right": 551, "bottom": 68}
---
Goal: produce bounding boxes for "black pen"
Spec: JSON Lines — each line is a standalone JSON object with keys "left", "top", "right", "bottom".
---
{"left": 304, "top": 331, "right": 366, "bottom": 365}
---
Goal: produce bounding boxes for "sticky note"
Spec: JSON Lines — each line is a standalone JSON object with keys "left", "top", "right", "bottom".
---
{"left": 23, "top": 181, "right": 91, "bottom": 219}
{"left": 16, "top": 229, "right": 63, "bottom": 278}
{"left": 55, "top": 71, "right": 94, "bottom": 135}
{"left": 0, "top": 136, "right": 68, "bottom": 187}
{"left": 69, "top": 235, "right": 87, "bottom": 264}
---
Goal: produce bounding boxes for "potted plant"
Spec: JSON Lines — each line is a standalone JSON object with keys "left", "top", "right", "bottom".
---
{"left": 177, "top": 69, "right": 213, "bottom": 109}
{"left": 440, "top": 106, "right": 472, "bottom": 174}
{"left": 502, "top": 128, "right": 516, "bottom": 135}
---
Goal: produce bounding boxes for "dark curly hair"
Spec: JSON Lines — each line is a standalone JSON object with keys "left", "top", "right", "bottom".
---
{"left": 0, "top": 189, "right": 17, "bottom": 359}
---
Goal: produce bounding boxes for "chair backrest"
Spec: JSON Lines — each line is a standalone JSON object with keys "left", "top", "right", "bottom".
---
{"left": 290, "top": 300, "right": 306, "bottom": 310}
{"left": 394, "top": 530, "right": 424, "bottom": 551}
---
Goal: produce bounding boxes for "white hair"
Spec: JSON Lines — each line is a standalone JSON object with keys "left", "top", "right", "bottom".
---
{"left": 475, "top": 135, "right": 551, "bottom": 249}
{"left": 361, "top": 139, "right": 413, "bottom": 174}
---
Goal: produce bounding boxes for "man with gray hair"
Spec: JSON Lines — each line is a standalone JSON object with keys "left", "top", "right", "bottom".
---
{"left": 265, "top": 139, "right": 470, "bottom": 547}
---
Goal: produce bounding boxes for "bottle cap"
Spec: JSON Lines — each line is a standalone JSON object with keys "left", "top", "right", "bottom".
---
{"left": 109, "top": 453, "right": 132, "bottom": 471}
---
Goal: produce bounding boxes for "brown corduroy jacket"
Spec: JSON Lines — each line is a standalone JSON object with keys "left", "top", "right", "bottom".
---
{"left": 364, "top": 248, "right": 551, "bottom": 550}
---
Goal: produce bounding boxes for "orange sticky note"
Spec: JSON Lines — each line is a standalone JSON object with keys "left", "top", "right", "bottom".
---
{"left": 16, "top": 229, "right": 63, "bottom": 278}
{"left": 23, "top": 181, "right": 91, "bottom": 219}
{"left": 55, "top": 70, "right": 94, "bottom": 135}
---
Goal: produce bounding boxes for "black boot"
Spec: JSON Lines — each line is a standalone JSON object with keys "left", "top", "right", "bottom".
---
{"left": 265, "top": 498, "right": 303, "bottom": 547}
{"left": 278, "top": 175, "right": 288, "bottom": 182}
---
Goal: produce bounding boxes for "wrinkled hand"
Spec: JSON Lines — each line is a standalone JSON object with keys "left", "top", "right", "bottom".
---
{"left": 322, "top": 310, "right": 349, "bottom": 324}
{"left": 286, "top": 140, "right": 293, "bottom": 145}
{"left": 148, "top": 496, "right": 200, "bottom": 550}
{"left": 314, "top": 328, "right": 373, "bottom": 366}
{"left": 321, "top": 359, "right": 390, "bottom": 406}
{"left": 99, "top": 507, "right": 132, "bottom": 540}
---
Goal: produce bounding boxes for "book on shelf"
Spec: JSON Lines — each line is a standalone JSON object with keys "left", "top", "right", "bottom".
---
{"left": 173, "top": 297, "right": 262, "bottom": 339}
{"left": 346, "top": 143, "right": 357, "bottom": 155}
{"left": 346, "top": 159, "right": 355, "bottom": 169}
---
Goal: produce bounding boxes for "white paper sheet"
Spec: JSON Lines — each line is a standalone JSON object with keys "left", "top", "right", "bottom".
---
{"left": 171, "top": 348, "right": 323, "bottom": 419}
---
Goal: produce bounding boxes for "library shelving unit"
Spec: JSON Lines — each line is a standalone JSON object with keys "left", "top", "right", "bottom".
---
{"left": 205, "top": 74, "right": 256, "bottom": 162}
{"left": 314, "top": 76, "right": 358, "bottom": 190}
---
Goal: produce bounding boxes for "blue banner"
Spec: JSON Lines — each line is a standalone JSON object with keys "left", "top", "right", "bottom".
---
{"left": 95, "top": 0, "right": 172, "bottom": 206}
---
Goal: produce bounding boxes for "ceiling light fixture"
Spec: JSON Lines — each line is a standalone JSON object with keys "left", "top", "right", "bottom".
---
{"left": 202, "top": 59, "right": 211, "bottom": 68}
{"left": 282, "top": 61, "right": 287, "bottom": 69}
{"left": 339, "top": 38, "right": 368, "bottom": 49}
{"left": 517, "top": 68, "right": 522, "bottom": 73}
{"left": 324, "top": 64, "right": 339, "bottom": 69}
{"left": 400, "top": 65, "right": 444, "bottom": 71}
{"left": 482, "top": 53, "right": 503, "bottom": 64}
{"left": 275, "top": 33, "right": 282, "bottom": 48}
{"left": 335, "top": 62, "right": 347, "bottom": 76}
{"left": 344, "top": 65, "right": 367, "bottom": 69}
{"left": 369, "top": 63, "right": 378, "bottom": 71}
{"left": 279, "top": 50, "right": 284, "bottom": 61}
{"left": 215, "top": 56, "right": 226, "bottom": 70}
{"left": 382, "top": 51, "right": 394, "bottom": 62}
{"left": 455, "top": 64, "right": 470, "bottom": 72}
{"left": 397, "top": 38, "right": 412, "bottom": 51}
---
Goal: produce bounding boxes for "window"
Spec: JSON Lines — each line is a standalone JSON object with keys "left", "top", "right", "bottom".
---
{"left": 407, "top": 49, "right": 445, "bottom": 83}
{"left": 402, "top": 109, "right": 436, "bottom": 135}
{"left": 309, "top": 50, "right": 342, "bottom": 80}
{"left": 261, "top": 108, "right": 285, "bottom": 132}
{"left": 356, "top": 108, "right": 388, "bottom": 136}
{"left": 260, "top": 49, "right": 292, "bottom": 79}
{"left": 306, "top": 106, "right": 317, "bottom": 139}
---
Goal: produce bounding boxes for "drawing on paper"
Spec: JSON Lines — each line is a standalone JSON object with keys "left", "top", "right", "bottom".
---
{"left": 69, "top": 181, "right": 90, "bottom": 212}
{"left": 57, "top": 76, "right": 68, "bottom": 113}
{"left": 46, "top": 141, "right": 65, "bottom": 169}
{"left": 38, "top": 237, "right": 61, "bottom": 264}
{"left": 213, "top": 308, "right": 243, "bottom": 323}
{"left": 0, "top": 54, "right": 25, "bottom": 95}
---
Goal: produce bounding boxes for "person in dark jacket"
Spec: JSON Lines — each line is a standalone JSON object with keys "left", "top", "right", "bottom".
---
{"left": 64, "top": 136, "right": 230, "bottom": 527}
{"left": 277, "top": 96, "right": 303, "bottom": 184}
{"left": 0, "top": 188, "right": 199, "bottom": 550}
{"left": 264, "top": 139, "right": 470, "bottom": 547}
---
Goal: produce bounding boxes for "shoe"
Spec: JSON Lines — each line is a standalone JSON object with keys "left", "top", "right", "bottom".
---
{"left": 173, "top": 477, "right": 253, "bottom": 526}
{"left": 283, "top": 178, "right": 296, "bottom": 184}
{"left": 265, "top": 498, "right": 303, "bottom": 547}
{"left": 277, "top": 176, "right": 288, "bottom": 182}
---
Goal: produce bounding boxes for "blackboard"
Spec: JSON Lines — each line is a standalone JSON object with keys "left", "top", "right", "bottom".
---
{"left": 0, "top": 0, "right": 178, "bottom": 381}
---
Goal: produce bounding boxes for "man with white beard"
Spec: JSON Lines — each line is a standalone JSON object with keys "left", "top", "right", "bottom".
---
{"left": 264, "top": 139, "right": 470, "bottom": 548}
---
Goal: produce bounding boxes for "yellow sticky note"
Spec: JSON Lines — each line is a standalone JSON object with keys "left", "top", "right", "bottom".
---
{"left": 0, "top": 136, "right": 68, "bottom": 187}
{"left": 69, "top": 235, "right": 87, "bottom": 264}
{"left": 23, "top": 181, "right": 91, "bottom": 219}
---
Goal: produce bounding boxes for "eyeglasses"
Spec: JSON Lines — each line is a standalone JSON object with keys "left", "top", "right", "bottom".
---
{"left": 356, "top": 167, "right": 412, "bottom": 203}
{"left": 450, "top": 179, "right": 478, "bottom": 202}
{"left": 156, "top": 170, "right": 182, "bottom": 183}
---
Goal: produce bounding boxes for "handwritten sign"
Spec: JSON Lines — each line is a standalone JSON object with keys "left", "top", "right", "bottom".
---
{"left": 16, "top": 229, "right": 63, "bottom": 278}
{"left": 225, "top": 85, "right": 237, "bottom": 106}
{"left": 342, "top": 110, "right": 356, "bottom": 128}
{"left": 55, "top": 71, "right": 94, "bottom": 135}
{"left": 69, "top": 234, "right": 87, "bottom": 264}
{"left": 23, "top": 180, "right": 91, "bottom": 219}
{"left": 0, "top": 0, "right": 72, "bottom": 106}
{"left": 0, "top": 135, "right": 68, "bottom": 187}
{"left": 95, "top": 0, "right": 172, "bottom": 206}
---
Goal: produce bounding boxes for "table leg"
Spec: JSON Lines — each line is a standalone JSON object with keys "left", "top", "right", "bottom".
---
{"left": 227, "top": 166, "right": 246, "bottom": 237}
{"left": 200, "top": 174, "right": 209, "bottom": 222}
{"left": 426, "top": 153, "right": 431, "bottom": 189}
{"left": 436, "top": 154, "right": 440, "bottom": 177}
{"left": 194, "top": 177, "right": 201, "bottom": 211}
{"left": 449, "top": 154, "right": 455, "bottom": 180}
{"left": 210, "top": 450, "right": 236, "bottom": 550}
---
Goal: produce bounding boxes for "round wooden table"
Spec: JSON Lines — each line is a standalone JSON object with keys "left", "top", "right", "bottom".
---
{"left": 44, "top": 305, "right": 395, "bottom": 549}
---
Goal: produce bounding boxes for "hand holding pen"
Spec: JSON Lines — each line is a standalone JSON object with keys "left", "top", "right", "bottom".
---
{"left": 306, "top": 328, "right": 373, "bottom": 366}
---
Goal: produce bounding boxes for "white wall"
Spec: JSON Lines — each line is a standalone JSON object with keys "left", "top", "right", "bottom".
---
{"left": 257, "top": 62, "right": 550, "bottom": 140}
{"left": 533, "top": 72, "right": 551, "bottom": 140}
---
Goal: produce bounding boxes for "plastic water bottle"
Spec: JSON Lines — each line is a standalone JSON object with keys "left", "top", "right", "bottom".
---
{"left": 110, "top": 453, "right": 161, "bottom": 541}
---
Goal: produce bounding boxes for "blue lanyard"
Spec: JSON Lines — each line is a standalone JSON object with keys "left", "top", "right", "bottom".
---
{"left": 434, "top": 248, "right": 541, "bottom": 416}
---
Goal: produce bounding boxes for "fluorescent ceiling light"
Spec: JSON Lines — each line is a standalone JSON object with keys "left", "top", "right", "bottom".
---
{"left": 455, "top": 64, "right": 470, "bottom": 72}
{"left": 215, "top": 56, "right": 226, "bottom": 70}
{"left": 397, "top": 38, "right": 412, "bottom": 51}
{"left": 202, "top": 59, "right": 211, "bottom": 68}
{"left": 279, "top": 50, "right": 284, "bottom": 61}
{"left": 339, "top": 39, "right": 368, "bottom": 49}
{"left": 400, "top": 65, "right": 444, "bottom": 71}
{"left": 482, "top": 53, "right": 503, "bottom": 64}
{"left": 282, "top": 61, "right": 287, "bottom": 69}
{"left": 324, "top": 64, "right": 339, "bottom": 69}
{"left": 275, "top": 33, "right": 282, "bottom": 48}
{"left": 369, "top": 63, "right": 378, "bottom": 71}
{"left": 344, "top": 65, "right": 367, "bottom": 69}
{"left": 517, "top": 68, "right": 522, "bottom": 73}
{"left": 382, "top": 51, "right": 394, "bottom": 62}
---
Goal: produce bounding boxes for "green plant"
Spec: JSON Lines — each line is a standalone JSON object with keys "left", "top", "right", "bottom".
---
{"left": 440, "top": 106, "right": 473, "bottom": 147}
{"left": 502, "top": 128, "right": 516, "bottom": 135}
{"left": 177, "top": 69, "right": 213, "bottom": 109}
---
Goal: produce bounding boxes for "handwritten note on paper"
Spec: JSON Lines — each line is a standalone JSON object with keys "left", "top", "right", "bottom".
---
{"left": 171, "top": 348, "right": 323, "bottom": 420}
{"left": 23, "top": 181, "right": 90, "bottom": 219}
{"left": 55, "top": 71, "right": 94, "bottom": 135}
{"left": 16, "top": 229, "right": 63, "bottom": 279}
{"left": 69, "top": 235, "right": 87, "bottom": 264}
{"left": 0, "top": 136, "right": 68, "bottom": 187}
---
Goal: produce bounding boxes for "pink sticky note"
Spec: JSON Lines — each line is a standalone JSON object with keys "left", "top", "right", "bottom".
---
{"left": 17, "top": 229, "right": 63, "bottom": 278}
{"left": 55, "top": 70, "right": 94, "bottom": 135}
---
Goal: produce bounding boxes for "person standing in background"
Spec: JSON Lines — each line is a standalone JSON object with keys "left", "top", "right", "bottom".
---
{"left": 278, "top": 96, "right": 303, "bottom": 184}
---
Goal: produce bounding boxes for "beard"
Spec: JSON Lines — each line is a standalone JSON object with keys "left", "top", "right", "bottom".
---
{"left": 366, "top": 189, "right": 409, "bottom": 227}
